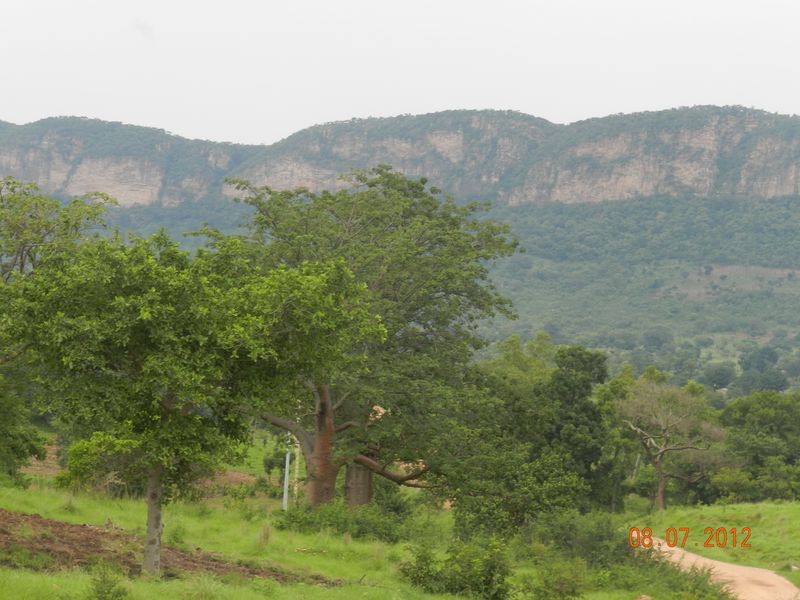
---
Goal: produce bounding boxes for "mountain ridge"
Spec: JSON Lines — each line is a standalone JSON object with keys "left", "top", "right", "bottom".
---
{"left": 3, "top": 106, "right": 800, "bottom": 206}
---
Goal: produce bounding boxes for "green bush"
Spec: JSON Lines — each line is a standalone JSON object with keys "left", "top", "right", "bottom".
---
{"left": 88, "top": 562, "right": 131, "bottom": 600}
{"left": 601, "top": 555, "right": 734, "bottom": 600}
{"left": 528, "top": 509, "right": 631, "bottom": 567}
{"left": 399, "top": 538, "right": 512, "bottom": 600}
{"left": 273, "top": 499, "right": 404, "bottom": 542}
{"left": 525, "top": 557, "right": 588, "bottom": 600}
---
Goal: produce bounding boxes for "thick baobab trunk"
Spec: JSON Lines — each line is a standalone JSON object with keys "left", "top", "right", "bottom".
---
{"left": 345, "top": 461, "right": 374, "bottom": 506}
{"left": 142, "top": 467, "right": 164, "bottom": 575}
{"left": 305, "top": 384, "right": 339, "bottom": 506}
{"left": 654, "top": 460, "right": 667, "bottom": 511}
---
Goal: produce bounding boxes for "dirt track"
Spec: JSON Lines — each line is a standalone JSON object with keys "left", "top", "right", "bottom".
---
{"left": 654, "top": 538, "right": 800, "bottom": 600}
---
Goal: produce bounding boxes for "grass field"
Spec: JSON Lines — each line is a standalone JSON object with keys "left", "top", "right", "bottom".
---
{"left": 0, "top": 480, "right": 450, "bottom": 599}
{"left": 3, "top": 443, "right": 790, "bottom": 600}
{"left": 0, "top": 479, "right": 747, "bottom": 600}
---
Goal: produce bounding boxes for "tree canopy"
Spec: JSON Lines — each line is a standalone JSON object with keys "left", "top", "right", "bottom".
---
{"left": 220, "top": 165, "right": 519, "bottom": 505}
{"left": 6, "top": 231, "right": 381, "bottom": 573}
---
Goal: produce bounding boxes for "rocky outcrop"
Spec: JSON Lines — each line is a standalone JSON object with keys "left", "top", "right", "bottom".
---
{"left": 3, "top": 106, "right": 800, "bottom": 206}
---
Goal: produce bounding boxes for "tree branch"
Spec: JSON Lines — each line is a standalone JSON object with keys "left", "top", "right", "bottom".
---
{"left": 263, "top": 413, "right": 314, "bottom": 459}
{"left": 332, "top": 390, "right": 352, "bottom": 413}
{"left": 335, "top": 420, "right": 360, "bottom": 433}
{"left": 353, "top": 455, "right": 429, "bottom": 487}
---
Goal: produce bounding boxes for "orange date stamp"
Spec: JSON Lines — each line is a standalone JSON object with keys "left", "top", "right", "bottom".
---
{"left": 628, "top": 527, "right": 752, "bottom": 549}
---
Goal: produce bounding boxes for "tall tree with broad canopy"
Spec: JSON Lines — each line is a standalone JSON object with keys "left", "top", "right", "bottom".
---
{"left": 6, "top": 232, "right": 381, "bottom": 575}
{"left": 0, "top": 177, "right": 112, "bottom": 479}
{"left": 219, "top": 166, "right": 518, "bottom": 506}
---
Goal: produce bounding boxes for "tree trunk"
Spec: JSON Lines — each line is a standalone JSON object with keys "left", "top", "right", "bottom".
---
{"left": 305, "top": 385, "right": 339, "bottom": 506}
{"left": 654, "top": 459, "right": 667, "bottom": 511}
{"left": 345, "top": 461, "right": 374, "bottom": 506}
{"left": 142, "top": 467, "right": 164, "bottom": 575}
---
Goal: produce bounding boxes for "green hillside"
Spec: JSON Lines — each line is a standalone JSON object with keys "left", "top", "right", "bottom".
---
{"left": 104, "top": 192, "right": 800, "bottom": 390}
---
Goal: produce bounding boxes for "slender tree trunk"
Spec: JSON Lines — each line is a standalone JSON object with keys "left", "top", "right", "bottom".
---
{"left": 292, "top": 437, "right": 301, "bottom": 505}
{"left": 345, "top": 462, "right": 373, "bottom": 506}
{"left": 654, "top": 459, "right": 667, "bottom": 511}
{"left": 306, "top": 384, "right": 339, "bottom": 506}
{"left": 142, "top": 466, "right": 164, "bottom": 575}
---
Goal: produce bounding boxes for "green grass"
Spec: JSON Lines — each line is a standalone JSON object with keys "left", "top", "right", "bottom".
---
{"left": 0, "top": 479, "right": 776, "bottom": 599}
{"left": 0, "top": 566, "right": 451, "bottom": 599}
{"left": 0, "top": 481, "right": 451, "bottom": 598}
{"left": 631, "top": 500, "right": 800, "bottom": 586}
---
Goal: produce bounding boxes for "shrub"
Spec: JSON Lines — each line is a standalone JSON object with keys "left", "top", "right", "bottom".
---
{"left": 525, "top": 557, "right": 588, "bottom": 600}
{"left": 400, "top": 538, "right": 512, "bottom": 600}
{"left": 529, "top": 509, "right": 630, "bottom": 567}
{"left": 88, "top": 562, "right": 131, "bottom": 600}
{"left": 273, "top": 499, "right": 404, "bottom": 542}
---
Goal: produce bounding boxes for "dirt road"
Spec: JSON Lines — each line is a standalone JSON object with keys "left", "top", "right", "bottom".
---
{"left": 654, "top": 538, "right": 800, "bottom": 600}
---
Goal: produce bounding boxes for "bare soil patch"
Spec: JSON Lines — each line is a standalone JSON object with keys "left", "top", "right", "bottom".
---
{"left": 0, "top": 508, "right": 331, "bottom": 585}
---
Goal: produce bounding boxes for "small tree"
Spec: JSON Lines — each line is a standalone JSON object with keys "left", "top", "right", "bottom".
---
{"left": 619, "top": 371, "right": 720, "bottom": 510}
{"left": 8, "top": 233, "right": 379, "bottom": 574}
{"left": 0, "top": 177, "right": 111, "bottom": 479}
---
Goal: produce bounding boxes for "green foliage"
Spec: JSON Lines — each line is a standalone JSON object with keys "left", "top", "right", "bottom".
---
{"left": 399, "top": 538, "right": 512, "bottom": 600}
{"left": 0, "top": 176, "right": 111, "bottom": 283}
{"left": 487, "top": 194, "right": 800, "bottom": 381}
{"left": 0, "top": 545, "right": 55, "bottom": 570}
{"left": 0, "top": 375, "right": 45, "bottom": 484}
{"left": 714, "top": 391, "right": 800, "bottom": 501}
{"left": 88, "top": 563, "right": 131, "bottom": 600}
{"left": 598, "top": 556, "right": 735, "bottom": 600}
{"left": 273, "top": 499, "right": 405, "bottom": 543}
{"left": 527, "top": 510, "right": 631, "bottom": 568}
{"left": 223, "top": 165, "right": 519, "bottom": 497}
{"left": 524, "top": 556, "right": 588, "bottom": 600}
{"left": 451, "top": 448, "right": 587, "bottom": 539}
{"left": 5, "top": 231, "right": 381, "bottom": 571}
{"left": 444, "top": 339, "right": 619, "bottom": 537}
{"left": 0, "top": 177, "right": 109, "bottom": 480}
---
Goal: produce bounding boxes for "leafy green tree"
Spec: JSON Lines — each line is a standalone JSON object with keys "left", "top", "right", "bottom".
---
{"left": 7, "top": 233, "right": 379, "bottom": 574}
{"left": 436, "top": 338, "right": 619, "bottom": 536}
{"left": 699, "top": 362, "right": 737, "bottom": 390}
{"left": 0, "top": 177, "right": 111, "bottom": 480}
{"left": 220, "top": 166, "right": 518, "bottom": 506}
{"left": 721, "top": 391, "right": 800, "bottom": 467}
{"left": 0, "top": 176, "right": 110, "bottom": 283}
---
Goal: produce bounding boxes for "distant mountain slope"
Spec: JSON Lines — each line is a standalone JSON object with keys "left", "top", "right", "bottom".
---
{"left": 3, "top": 106, "right": 800, "bottom": 206}
{"left": 0, "top": 117, "right": 262, "bottom": 206}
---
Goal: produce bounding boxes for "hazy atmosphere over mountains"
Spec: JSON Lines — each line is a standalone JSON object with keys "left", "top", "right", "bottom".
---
{"left": 4, "top": 105, "right": 800, "bottom": 208}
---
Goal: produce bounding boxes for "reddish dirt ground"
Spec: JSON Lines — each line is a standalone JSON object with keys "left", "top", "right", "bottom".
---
{"left": 0, "top": 509, "right": 330, "bottom": 584}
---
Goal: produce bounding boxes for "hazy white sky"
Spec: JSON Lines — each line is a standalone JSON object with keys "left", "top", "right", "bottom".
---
{"left": 4, "top": 0, "right": 799, "bottom": 145}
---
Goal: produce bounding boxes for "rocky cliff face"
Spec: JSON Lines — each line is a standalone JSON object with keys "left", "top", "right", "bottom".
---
{"left": 3, "top": 107, "right": 800, "bottom": 206}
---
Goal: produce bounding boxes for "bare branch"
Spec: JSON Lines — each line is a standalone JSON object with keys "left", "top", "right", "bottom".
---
{"left": 353, "top": 454, "right": 429, "bottom": 487}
